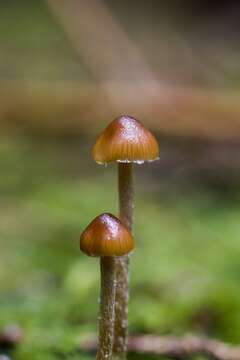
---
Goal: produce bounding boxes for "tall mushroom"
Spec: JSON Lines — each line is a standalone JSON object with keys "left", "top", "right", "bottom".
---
{"left": 80, "top": 213, "right": 134, "bottom": 360}
{"left": 92, "top": 115, "right": 159, "bottom": 359}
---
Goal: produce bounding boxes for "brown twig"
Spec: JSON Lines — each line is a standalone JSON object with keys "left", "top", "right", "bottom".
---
{"left": 82, "top": 334, "right": 240, "bottom": 360}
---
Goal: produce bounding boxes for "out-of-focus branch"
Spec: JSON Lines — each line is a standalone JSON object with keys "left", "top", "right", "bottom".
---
{"left": 47, "top": 0, "right": 156, "bottom": 82}
{"left": 1, "top": 81, "right": 240, "bottom": 140}
{"left": 82, "top": 334, "right": 240, "bottom": 360}
{"left": 43, "top": 1, "right": 240, "bottom": 140}
{"left": 46, "top": 0, "right": 160, "bottom": 110}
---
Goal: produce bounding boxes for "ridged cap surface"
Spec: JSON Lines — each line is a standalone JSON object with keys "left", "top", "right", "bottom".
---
{"left": 80, "top": 213, "right": 134, "bottom": 257}
{"left": 92, "top": 115, "right": 159, "bottom": 164}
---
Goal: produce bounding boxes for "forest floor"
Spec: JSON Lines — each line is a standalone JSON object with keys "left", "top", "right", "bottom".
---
{"left": 1, "top": 134, "right": 240, "bottom": 359}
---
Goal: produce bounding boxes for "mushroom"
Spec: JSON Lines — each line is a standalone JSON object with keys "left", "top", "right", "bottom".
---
{"left": 92, "top": 115, "right": 159, "bottom": 359}
{"left": 80, "top": 213, "right": 134, "bottom": 360}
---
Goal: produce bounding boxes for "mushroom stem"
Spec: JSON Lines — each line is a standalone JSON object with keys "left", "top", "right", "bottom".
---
{"left": 113, "top": 162, "right": 133, "bottom": 359}
{"left": 118, "top": 163, "right": 134, "bottom": 230}
{"left": 97, "top": 256, "right": 116, "bottom": 360}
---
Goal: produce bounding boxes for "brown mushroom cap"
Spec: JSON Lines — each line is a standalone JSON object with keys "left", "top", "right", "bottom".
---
{"left": 80, "top": 213, "right": 134, "bottom": 257}
{"left": 92, "top": 115, "right": 159, "bottom": 164}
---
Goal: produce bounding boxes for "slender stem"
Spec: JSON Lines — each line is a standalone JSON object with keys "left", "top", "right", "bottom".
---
{"left": 97, "top": 256, "right": 116, "bottom": 360}
{"left": 113, "top": 163, "right": 133, "bottom": 360}
{"left": 118, "top": 163, "right": 133, "bottom": 231}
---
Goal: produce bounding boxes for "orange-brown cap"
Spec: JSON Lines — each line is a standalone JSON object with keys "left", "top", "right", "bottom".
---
{"left": 92, "top": 115, "right": 159, "bottom": 164}
{"left": 80, "top": 213, "right": 134, "bottom": 257}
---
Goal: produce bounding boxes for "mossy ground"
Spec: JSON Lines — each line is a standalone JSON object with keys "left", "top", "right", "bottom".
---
{"left": 0, "top": 135, "right": 240, "bottom": 359}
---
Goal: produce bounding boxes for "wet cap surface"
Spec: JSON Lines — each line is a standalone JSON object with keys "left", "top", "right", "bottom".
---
{"left": 80, "top": 213, "right": 134, "bottom": 257}
{"left": 92, "top": 115, "right": 159, "bottom": 164}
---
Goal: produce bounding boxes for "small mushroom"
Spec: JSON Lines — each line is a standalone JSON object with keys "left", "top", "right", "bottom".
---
{"left": 92, "top": 115, "right": 159, "bottom": 165}
{"left": 92, "top": 115, "right": 159, "bottom": 358}
{"left": 80, "top": 213, "right": 134, "bottom": 360}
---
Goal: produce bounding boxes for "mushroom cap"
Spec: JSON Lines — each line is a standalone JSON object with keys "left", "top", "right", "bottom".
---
{"left": 92, "top": 115, "right": 159, "bottom": 164}
{"left": 80, "top": 213, "right": 134, "bottom": 257}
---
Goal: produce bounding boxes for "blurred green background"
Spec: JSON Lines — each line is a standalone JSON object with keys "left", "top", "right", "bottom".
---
{"left": 1, "top": 1, "right": 240, "bottom": 359}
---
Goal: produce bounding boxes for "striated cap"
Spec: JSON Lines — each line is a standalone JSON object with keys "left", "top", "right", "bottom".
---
{"left": 80, "top": 213, "right": 134, "bottom": 257}
{"left": 92, "top": 115, "right": 159, "bottom": 164}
